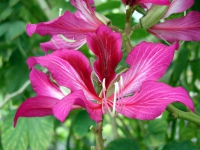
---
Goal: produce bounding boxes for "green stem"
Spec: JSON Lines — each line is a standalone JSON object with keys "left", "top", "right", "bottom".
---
{"left": 167, "top": 104, "right": 200, "bottom": 126}
{"left": 90, "top": 122, "right": 104, "bottom": 150}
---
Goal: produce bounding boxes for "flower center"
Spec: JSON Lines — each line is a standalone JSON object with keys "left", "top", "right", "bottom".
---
{"left": 102, "top": 76, "right": 124, "bottom": 117}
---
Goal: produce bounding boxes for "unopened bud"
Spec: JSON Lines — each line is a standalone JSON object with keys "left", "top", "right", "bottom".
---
{"left": 140, "top": 5, "right": 168, "bottom": 30}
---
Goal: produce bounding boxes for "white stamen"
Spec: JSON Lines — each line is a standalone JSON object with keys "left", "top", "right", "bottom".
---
{"left": 102, "top": 78, "right": 106, "bottom": 91}
{"left": 184, "top": 11, "right": 186, "bottom": 17}
{"left": 120, "top": 76, "right": 124, "bottom": 88}
{"left": 59, "top": 8, "right": 63, "bottom": 16}
{"left": 112, "top": 82, "right": 119, "bottom": 116}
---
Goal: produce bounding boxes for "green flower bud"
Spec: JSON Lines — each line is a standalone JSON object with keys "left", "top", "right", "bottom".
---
{"left": 140, "top": 4, "right": 168, "bottom": 30}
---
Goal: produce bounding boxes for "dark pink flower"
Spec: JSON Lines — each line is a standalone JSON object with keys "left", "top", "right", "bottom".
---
{"left": 26, "top": 0, "right": 109, "bottom": 52}
{"left": 147, "top": 0, "right": 200, "bottom": 42}
{"left": 14, "top": 25, "right": 194, "bottom": 126}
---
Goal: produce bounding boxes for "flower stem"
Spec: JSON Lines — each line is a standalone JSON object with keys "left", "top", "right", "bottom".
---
{"left": 90, "top": 122, "right": 104, "bottom": 150}
{"left": 167, "top": 104, "right": 200, "bottom": 126}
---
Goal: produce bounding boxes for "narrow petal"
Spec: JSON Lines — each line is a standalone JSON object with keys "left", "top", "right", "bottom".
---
{"left": 117, "top": 81, "right": 194, "bottom": 120}
{"left": 30, "top": 68, "right": 64, "bottom": 99}
{"left": 53, "top": 90, "right": 86, "bottom": 122}
{"left": 26, "top": 11, "right": 97, "bottom": 39}
{"left": 40, "top": 35, "right": 86, "bottom": 52}
{"left": 27, "top": 50, "right": 99, "bottom": 100}
{"left": 87, "top": 25, "right": 122, "bottom": 88}
{"left": 122, "top": 41, "right": 178, "bottom": 96}
{"left": 149, "top": 11, "right": 200, "bottom": 41}
{"left": 14, "top": 96, "right": 59, "bottom": 127}
{"left": 122, "top": 0, "right": 170, "bottom": 6}
{"left": 163, "top": 0, "right": 194, "bottom": 18}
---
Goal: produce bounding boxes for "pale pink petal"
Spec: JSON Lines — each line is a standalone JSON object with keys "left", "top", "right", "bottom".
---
{"left": 87, "top": 25, "right": 122, "bottom": 88}
{"left": 27, "top": 50, "right": 99, "bottom": 100}
{"left": 30, "top": 68, "right": 64, "bottom": 99}
{"left": 163, "top": 0, "right": 194, "bottom": 18}
{"left": 122, "top": 0, "right": 170, "bottom": 6}
{"left": 117, "top": 81, "right": 194, "bottom": 120}
{"left": 53, "top": 90, "right": 86, "bottom": 122}
{"left": 149, "top": 11, "right": 200, "bottom": 41}
{"left": 122, "top": 41, "right": 178, "bottom": 96}
{"left": 14, "top": 96, "right": 59, "bottom": 127}
{"left": 40, "top": 35, "right": 86, "bottom": 52}
{"left": 71, "top": 0, "right": 102, "bottom": 26}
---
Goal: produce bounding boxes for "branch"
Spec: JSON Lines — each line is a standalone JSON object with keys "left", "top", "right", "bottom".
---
{"left": 167, "top": 104, "right": 200, "bottom": 126}
{"left": 90, "top": 122, "right": 105, "bottom": 150}
{"left": 0, "top": 80, "right": 30, "bottom": 108}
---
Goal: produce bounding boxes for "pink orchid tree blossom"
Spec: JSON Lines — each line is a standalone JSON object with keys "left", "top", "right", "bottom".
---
{"left": 14, "top": 25, "right": 194, "bottom": 126}
{"left": 147, "top": 0, "right": 200, "bottom": 42}
{"left": 26, "top": 0, "right": 109, "bottom": 52}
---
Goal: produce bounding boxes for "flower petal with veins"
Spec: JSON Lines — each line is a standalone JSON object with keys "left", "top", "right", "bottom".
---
{"left": 117, "top": 81, "right": 194, "bottom": 120}
{"left": 149, "top": 11, "right": 200, "bottom": 41}
{"left": 122, "top": 41, "right": 178, "bottom": 96}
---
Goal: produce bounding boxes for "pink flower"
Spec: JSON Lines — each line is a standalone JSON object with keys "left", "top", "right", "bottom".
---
{"left": 121, "top": 0, "right": 170, "bottom": 6}
{"left": 147, "top": 0, "right": 200, "bottom": 42}
{"left": 26, "top": 0, "right": 109, "bottom": 52}
{"left": 14, "top": 25, "right": 194, "bottom": 126}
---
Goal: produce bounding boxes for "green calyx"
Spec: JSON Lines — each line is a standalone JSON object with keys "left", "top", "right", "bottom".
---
{"left": 140, "top": 4, "right": 168, "bottom": 30}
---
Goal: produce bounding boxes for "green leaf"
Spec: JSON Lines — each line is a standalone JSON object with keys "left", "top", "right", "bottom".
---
{"left": 0, "top": 22, "right": 10, "bottom": 37}
{"left": 0, "top": 8, "right": 13, "bottom": 22}
{"left": 28, "top": 117, "right": 54, "bottom": 150}
{"left": 2, "top": 111, "right": 54, "bottom": 150}
{"left": 170, "top": 47, "right": 189, "bottom": 86}
{"left": 163, "top": 141, "right": 198, "bottom": 150}
{"left": 2, "top": 111, "right": 28, "bottom": 150}
{"left": 5, "top": 21, "right": 26, "bottom": 42}
{"left": 9, "top": 0, "right": 19, "bottom": 7}
{"left": 105, "top": 13, "right": 125, "bottom": 30}
{"left": 72, "top": 110, "right": 95, "bottom": 138}
{"left": 144, "top": 119, "right": 168, "bottom": 147}
{"left": 105, "top": 138, "right": 139, "bottom": 150}
{"left": 96, "top": 1, "right": 121, "bottom": 12}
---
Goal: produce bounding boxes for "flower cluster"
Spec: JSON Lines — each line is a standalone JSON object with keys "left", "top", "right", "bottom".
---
{"left": 14, "top": 0, "right": 199, "bottom": 127}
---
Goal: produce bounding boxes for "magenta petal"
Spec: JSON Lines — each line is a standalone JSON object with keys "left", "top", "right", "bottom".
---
{"left": 30, "top": 68, "right": 64, "bottom": 99}
{"left": 40, "top": 35, "right": 86, "bottom": 52}
{"left": 87, "top": 25, "right": 122, "bottom": 87}
{"left": 149, "top": 11, "right": 200, "bottom": 41}
{"left": 84, "top": 100, "right": 102, "bottom": 122}
{"left": 14, "top": 96, "right": 59, "bottom": 127}
{"left": 53, "top": 90, "right": 86, "bottom": 122}
{"left": 26, "top": 11, "right": 97, "bottom": 40}
{"left": 117, "top": 81, "right": 194, "bottom": 120}
{"left": 122, "top": 41, "right": 178, "bottom": 96}
{"left": 27, "top": 50, "right": 99, "bottom": 100}
{"left": 163, "top": 0, "right": 194, "bottom": 18}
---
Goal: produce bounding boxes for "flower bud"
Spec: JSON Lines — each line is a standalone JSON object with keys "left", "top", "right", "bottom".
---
{"left": 140, "top": 4, "right": 168, "bottom": 30}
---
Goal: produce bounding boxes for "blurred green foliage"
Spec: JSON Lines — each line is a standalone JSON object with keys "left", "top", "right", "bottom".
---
{"left": 0, "top": 0, "right": 200, "bottom": 150}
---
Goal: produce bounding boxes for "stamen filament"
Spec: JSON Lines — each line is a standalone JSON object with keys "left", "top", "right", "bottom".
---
{"left": 59, "top": 8, "right": 63, "bottom": 16}
{"left": 112, "top": 82, "right": 119, "bottom": 116}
